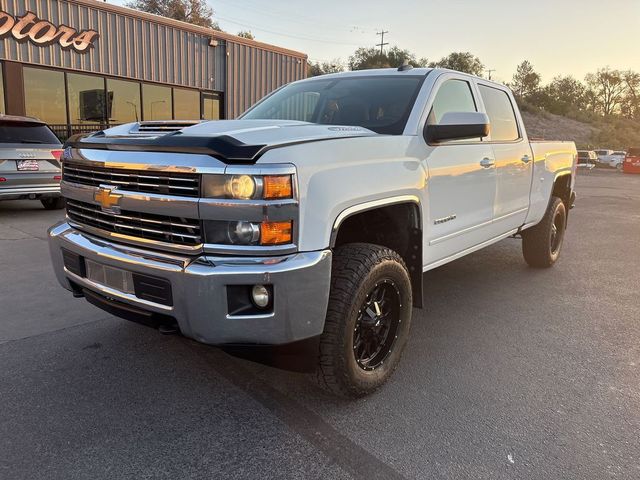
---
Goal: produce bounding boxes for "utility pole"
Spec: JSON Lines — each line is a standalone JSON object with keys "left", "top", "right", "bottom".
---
{"left": 485, "top": 69, "right": 496, "bottom": 80}
{"left": 376, "top": 30, "right": 389, "bottom": 55}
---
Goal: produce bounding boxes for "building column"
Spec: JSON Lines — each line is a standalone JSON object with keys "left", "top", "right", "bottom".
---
{"left": 3, "top": 61, "right": 25, "bottom": 116}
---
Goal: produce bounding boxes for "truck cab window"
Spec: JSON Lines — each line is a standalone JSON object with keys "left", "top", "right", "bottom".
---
{"left": 478, "top": 85, "right": 520, "bottom": 141}
{"left": 428, "top": 79, "right": 477, "bottom": 124}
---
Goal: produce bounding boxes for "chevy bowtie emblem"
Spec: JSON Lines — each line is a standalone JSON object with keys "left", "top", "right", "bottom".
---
{"left": 94, "top": 185, "right": 122, "bottom": 214}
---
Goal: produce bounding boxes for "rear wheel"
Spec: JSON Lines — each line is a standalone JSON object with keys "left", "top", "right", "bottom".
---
{"left": 522, "top": 196, "right": 566, "bottom": 268}
{"left": 40, "top": 197, "right": 65, "bottom": 210}
{"left": 315, "top": 243, "right": 413, "bottom": 398}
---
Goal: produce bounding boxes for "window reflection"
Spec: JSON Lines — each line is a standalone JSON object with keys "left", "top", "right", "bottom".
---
{"left": 108, "top": 79, "right": 141, "bottom": 123}
{"left": 143, "top": 84, "right": 172, "bottom": 120}
{"left": 202, "top": 94, "right": 221, "bottom": 120}
{"left": 173, "top": 88, "right": 200, "bottom": 119}
{"left": 24, "top": 67, "right": 67, "bottom": 124}
{"left": 67, "top": 73, "right": 106, "bottom": 126}
{"left": 0, "top": 64, "right": 5, "bottom": 114}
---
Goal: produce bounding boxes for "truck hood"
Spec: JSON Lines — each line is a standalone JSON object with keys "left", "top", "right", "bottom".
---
{"left": 67, "top": 120, "right": 377, "bottom": 163}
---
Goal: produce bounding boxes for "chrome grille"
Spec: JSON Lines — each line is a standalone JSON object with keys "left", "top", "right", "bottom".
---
{"left": 62, "top": 162, "right": 200, "bottom": 197}
{"left": 66, "top": 199, "right": 202, "bottom": 246}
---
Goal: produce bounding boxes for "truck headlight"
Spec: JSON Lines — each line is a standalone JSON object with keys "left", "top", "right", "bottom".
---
{"left": 203, "top": 220, "right": 293, "bottom": 246}
{"left": 226, "top": 175, "right": 259, "bottom": 200}
{"left": 202, "top": 174, "right": 292, "bottom": 200}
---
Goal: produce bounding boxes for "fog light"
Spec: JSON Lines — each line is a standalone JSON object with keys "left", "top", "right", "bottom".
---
{"left": 251, "top": 284, "right": 270, "bottom": 308}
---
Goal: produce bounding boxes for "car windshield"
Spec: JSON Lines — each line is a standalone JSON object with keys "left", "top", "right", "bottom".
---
{"left": 241, "top": 76, "right": 425, "bottom": 135}
{"left": 0, "top": 121, "right": 60, "bottom": 144}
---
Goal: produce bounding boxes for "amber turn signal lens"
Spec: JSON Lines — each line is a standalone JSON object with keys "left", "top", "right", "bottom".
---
{"left": 260, "top": 221, "right": 292, "bottom": 245}
{"left": 263, "top": 175, "right": 293, "bottom": 199}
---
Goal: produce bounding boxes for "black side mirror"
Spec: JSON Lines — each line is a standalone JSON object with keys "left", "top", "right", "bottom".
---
{"left": 425, "top": 112, "right": 490, "bottom": 143}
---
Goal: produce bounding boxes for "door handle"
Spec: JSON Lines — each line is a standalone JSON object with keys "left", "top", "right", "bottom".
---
{"left": 521, "top": 154, "right": 532, "bottom": 163}
{"left": 480, "top": 157, "right": 495, "bottom": 168}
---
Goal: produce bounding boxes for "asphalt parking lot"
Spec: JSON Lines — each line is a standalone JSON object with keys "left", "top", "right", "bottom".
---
{"left": 1, "top": 169, "right": 639, "bottom": 480}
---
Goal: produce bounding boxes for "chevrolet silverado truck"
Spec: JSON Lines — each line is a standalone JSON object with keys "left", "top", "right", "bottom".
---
{"left": 1, "top": 115, "right": 64, "bottom": 209}
{"left": 48, "top": 68, "right": 577, "bottom": 397}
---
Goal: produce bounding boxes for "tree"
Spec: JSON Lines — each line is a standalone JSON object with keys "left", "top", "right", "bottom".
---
{"left": 544, "top": 76, "right": 586, "bottom": 115}
{"left": 307, "top": 59, "right": 344, "bottom": 77}
{"left": 126, "top": 0, "right": 221, "bottom": 29}
{"left": 348, "top": 46, "right": 427, "bottom": 71}
{"left": 429, "top": 52, "right": 484, "bottom": 76}
{"left": 511, "top": 60, "right": 541, "bottom": 99}
{"left": 584, "top": 68, "right": 627, "bottom": 116}
{"left": 621, "top": 70, "right": 640, "bottom": 120}
{"left": 237, "top": 30, "right": 255, "bottom": 40}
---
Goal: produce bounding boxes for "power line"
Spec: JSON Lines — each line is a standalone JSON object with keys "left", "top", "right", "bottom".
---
{"left": 214, "top": 14, "right": 363, "bottom": 46}
{"left": 376, "top": 30, "right": 389, "bottom": 55}
{"left": 485, "top": 69, "right": 496, "bottom": 80}
{"left": 213, "top": 0, "right": 375, "bottom": 37}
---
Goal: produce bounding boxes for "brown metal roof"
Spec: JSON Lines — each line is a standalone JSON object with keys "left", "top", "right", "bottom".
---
{"left": 68, "top": 0, "right": 308, "bottom": 59}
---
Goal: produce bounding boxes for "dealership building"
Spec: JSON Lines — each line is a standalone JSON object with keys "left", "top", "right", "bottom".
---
{"left": 0, "top": 0, "right": 307, "bottom": 139}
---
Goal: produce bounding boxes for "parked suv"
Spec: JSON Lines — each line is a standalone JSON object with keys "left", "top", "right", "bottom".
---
{"left": 0, "top": 115, "right": 64, "bottom": 209}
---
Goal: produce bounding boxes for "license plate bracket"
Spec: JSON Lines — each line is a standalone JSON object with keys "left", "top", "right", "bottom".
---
{"left": 85, "top": 259, "right": 135, "bottom": 294}
{"left": 16, "top": 159, "right": 39, "bottom": 171}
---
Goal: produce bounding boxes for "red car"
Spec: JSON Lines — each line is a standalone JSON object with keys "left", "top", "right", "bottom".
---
{"left": 623, "top": 148, "right": 640, "bottom": 174}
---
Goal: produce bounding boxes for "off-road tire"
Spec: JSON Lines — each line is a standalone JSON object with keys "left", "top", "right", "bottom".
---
{"left": 522, "top": 196, "right": 566, "bottom": 268}
{"left": 315, "top": 243, "right": 413, "bottom": 398}
{"left": 41, "top": 197, "right": 65, "bottom": 210}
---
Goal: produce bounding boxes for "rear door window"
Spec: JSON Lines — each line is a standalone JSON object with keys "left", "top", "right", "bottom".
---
{"left": 478, "top": 85, "right": 520, "bottom": 142}
{"left": 0, "top": 122, "right": 60, "bottom": 144}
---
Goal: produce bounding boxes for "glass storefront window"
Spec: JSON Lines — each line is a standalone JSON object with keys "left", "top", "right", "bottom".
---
{"left": 0, "top": 64, "right": 5, "bottom": 114}
{"left": 67, "top": 73, "right": 106, "bottom": 126}
{"left": 173, "top": 88, "right": 200, "bottom": 120}
{"left": 24, "top": 67, "right": 67, "bottom": 125}
{"left": 108, "top": 79, "right": 141, "bottom": 124}
{"left": 143, "top": 84, "right": 172, "bottom": 120}
{"left": 202, "top": 94, "right": 221, "bottom": 120}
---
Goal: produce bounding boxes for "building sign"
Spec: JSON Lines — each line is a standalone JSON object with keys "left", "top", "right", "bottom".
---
{"left": 0, "top": 10, "right": 99, "bottom": 53}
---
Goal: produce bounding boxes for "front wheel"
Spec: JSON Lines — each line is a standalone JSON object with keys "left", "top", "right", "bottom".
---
{"left": 315, "top": 243, "right": 413, "bottom": 398}
{"left": 522, "top": 196, "right": 566, "bottom": 268}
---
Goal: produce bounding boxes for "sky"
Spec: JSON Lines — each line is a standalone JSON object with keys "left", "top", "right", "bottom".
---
{"left": 111, "top": 0, "right": 640, "bottom": 83}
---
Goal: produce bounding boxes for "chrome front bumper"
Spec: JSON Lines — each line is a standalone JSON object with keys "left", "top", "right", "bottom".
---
{"left": 48, "top": 222, "right": 332, "bottom": 345}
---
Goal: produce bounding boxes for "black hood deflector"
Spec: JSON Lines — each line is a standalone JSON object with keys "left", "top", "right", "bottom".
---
{"left": 65, "top": 132, "right": 268, "bottom": 163}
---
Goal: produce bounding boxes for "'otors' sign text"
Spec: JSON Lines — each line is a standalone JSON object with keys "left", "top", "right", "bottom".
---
{"left": 0, "top": 10, "right": 99, "bottom": 53}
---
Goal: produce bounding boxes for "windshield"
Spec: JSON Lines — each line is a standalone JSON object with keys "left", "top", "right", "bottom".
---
{"left": 0, "top": 122, "right": 60, "bottom": 144}
{"left": 241, "top": 76, "right": 425, "bottom": 135}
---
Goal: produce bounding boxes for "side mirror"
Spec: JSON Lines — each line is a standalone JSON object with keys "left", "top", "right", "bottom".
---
{"left": 425, "top": 112, "right": 490, "bottom": 143}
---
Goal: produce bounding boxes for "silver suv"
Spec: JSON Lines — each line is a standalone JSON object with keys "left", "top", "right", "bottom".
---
{"left": 0, "top": 115, "right": 64, "bottom": 209}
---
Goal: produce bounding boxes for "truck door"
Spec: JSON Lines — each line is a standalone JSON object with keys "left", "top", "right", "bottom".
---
{"left": 477, "top": 83, "right": 533, "bottom": 232}
{"left": 422, "top": 76, "right": 497, "bottom": 265}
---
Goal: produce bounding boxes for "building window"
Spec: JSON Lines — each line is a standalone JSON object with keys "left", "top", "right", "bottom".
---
{"left": 173, "top": 88, "right": 200, "bottom": 120}
{"left": 143, "top": 84, "right": 172, "bottom": 120}
{"left": 108, "top": 79, "right": 141, "bottom": 124}
{"left": 67, "top": 73, "right": 107, "bottom": 126}
{"left": 202, "top": 93, "right": 221, "bottom": 120}
{"left": 24, "top": 67, "right": 67, "bottom": 125}
{"left": 0, "top": 64, "right": 5, "bottom": 114}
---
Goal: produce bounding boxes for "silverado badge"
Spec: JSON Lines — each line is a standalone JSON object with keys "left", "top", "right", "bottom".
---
{"left": 94, "top": 185, "right": 122, "bottom": 214}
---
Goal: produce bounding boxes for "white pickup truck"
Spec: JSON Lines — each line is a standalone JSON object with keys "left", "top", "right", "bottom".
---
{"left": 48, "top": 68, "right": 577, "bottom": 397}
